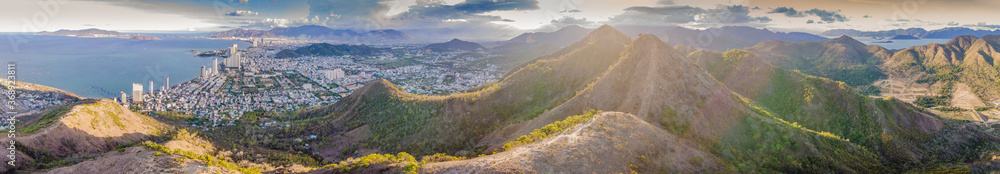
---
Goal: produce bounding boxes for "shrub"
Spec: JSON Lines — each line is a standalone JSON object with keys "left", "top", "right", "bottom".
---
{"left": 659, "top": 108, "right": 690, "bottom": 135}
{"left": 502, "top": 110, "right": 602, "bottom": 151}
{"left": 915, "top": 95, "right": 950, "bottom": 108}
{"left": 976, "top": 106, "right": 992, "bottom": 111}
{"left": 140, "top": 141, "right": 261, "bottom": 174}
{"left": 858, "top": 85, "right": 881, "bottom": 96}
{"left": 420, "top": 153, "right": 465, "bottom": 164}
{"left": 689, "top": 156, "right": 704, "bottom": 167}
{"left": 329, "top": 152, "right": 420, "bottom": 174}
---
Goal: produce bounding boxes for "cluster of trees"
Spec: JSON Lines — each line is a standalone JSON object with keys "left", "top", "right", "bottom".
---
{"left": 915, "top": 95, "right": 951, "bottom": 108}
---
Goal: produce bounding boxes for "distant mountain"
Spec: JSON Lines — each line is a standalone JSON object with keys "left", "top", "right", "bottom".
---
{"left": 209, "top": 28, "right": 275, "bottom": 38}
{"left": 886, "top": 35, "right": 1000, "bottom": 100}
{"left": 821, "top": 27, "right": 1000, "bottom": 39}
{"left": 821, "top": 28, "right": 927, "bottom": 39}
{"left": 275, "top": 43, "right": 381, "bottom": 58}
{"left": 499, "top": 25, "right": 592, "bottom": 48}
{"left": 269, "top": 25, "right": 357, "bottom": 38}
{"left": 267, "top": 25, "right": 411, "bottom": 42}
{"left": 363, "top": 29, "right": 412, "bottom": 41}
{"left": 890, "top": 35, "right": 919, "bottom": 40}
{"left": 747, "top": 35, "right": 890, "bottom": 86}
{"left": 208, "top": 25, "right": 411, "bottom": 42}
{"left": 37, "top": 28, "right": 160, "bottom": 40}
{"left": 922, "top": 27, "right": 1000, "bottom": 38}
{"left": 616, "top": 25, "right": 829, "bottom": 51}
{"left": 423, "top": 38, "right": 485, "bottom": 52}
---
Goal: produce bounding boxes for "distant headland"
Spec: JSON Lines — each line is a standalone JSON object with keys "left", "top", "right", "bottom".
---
{"left": 37, "top": 28, "right": 160, "bottom": 40}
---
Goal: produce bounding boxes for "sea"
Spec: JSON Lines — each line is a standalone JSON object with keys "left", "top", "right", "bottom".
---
{"left": 0, "top": 33, "right": 247, "bottom": 99}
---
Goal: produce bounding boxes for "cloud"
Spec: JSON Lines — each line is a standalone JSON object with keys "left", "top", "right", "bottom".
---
{"left": 611, "top": 6, "right": 705, "bottom": 23}
{"left": 239, "top": 18, "right": 318, "bottom": 28}
{"left": 768, "top": 7, "right": 804, "bottom": 17}
{"left": 551, "top": 16, "right": 592, "bottom": 26}
{"left": 766, "top": 7, "right": 848, "bottom": 23}
{"left": 609, "top": 5, "right": 769, "bottom": 25}
{"left": 226, "top": 10, "right": 258, "bottom": 16}
{"left": 391, "top": 0, "right": 538, "bottom": 22}
{"left": 964, "top": 22, "right": 1000, "bottom": 29}
{"left": 306, "top": 0, "right": 391, "bottom": 29}
{"left": 803, "top": 9, "right": 848, "bottom": 23}
{"left": 699, "top": 5, "right": 763, "bottom": 23}
{"left": 657, "top": 0, "right": 675, "bottom": 5}
{"left": 304, "top": 0, "right": 538, "bottom": 30}
{"left": 451, "top": 0, "right": 539, "bottom": 13}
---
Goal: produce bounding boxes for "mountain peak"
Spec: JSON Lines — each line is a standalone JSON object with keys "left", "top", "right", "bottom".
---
{"left": 360, "top": 79, "right": 402, "bottom": 94}
{"left": 635, "top": 33, "right": 668, "bottom": 45}
{"left": 592, "top": 25, "right": 617, "bottom": 34}
{"left": 946, "top": 35, "right": 978, "bottom": 48}
{"left": 557, "top": 25, "right": 586, "bottom": 32}
{"left": 828, "top": 35, "right": 866, "bottom": 47}
{"left": 425, "top": 38, "right": 485, "bottom": 51}
{"left": 582, "top": 25, "right": 630, "bottom": 43}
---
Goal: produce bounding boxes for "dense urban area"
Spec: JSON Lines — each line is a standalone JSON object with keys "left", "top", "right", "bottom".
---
{"left": 109, "top": 37, "right": 507, "bottom": 128}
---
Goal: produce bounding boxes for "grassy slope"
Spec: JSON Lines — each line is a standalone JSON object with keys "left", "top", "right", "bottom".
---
{"left": 693, "top": 49, "right": 1000, "bottom": 172}
{"left": 296, "top": 25, "right": 634, "bottom": 158}
{"left": 5, "top": 99, "right": 170, "bottom": 172}
{"left": 747, "top": 37, "right": 888, "bottom": 86}
{"left": 294, "top": 29, "right": 1000, "bottom": 173}
{"left": 445, "top": 34, "right": 890, "bottom": 173}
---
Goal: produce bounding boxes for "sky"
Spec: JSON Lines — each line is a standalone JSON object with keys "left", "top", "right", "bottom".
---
{"left": 4, "top": 0, "right": 1000, "bottom": 39}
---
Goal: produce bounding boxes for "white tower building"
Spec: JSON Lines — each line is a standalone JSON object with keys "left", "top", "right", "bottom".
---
{"left": 132, "top": 83, "right": 144, "bottom": 103}
{"left": 213, "top": 58, "right": 219, "bottom": 75}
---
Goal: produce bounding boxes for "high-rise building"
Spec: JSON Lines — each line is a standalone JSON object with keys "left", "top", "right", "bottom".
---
{"left": 322, "top": 69, "right": 346, "bottom": 79}
{"left": 165, "top": 76, "right": 169, "bottom": 90}
{"left": 149, "top": 81, "right": 153, "bottom": 94}
{"left": 229, "top": 44, "right": 241, "bottom": 69}
{"left": 226, "top": 53, "right": 241, "bottom": 69}
{"left": 213, "top": 58, "right": 219, "bottom": 75}
{"left": 230, "top": 44, "right": 237, "bottom": 56}
{"left": 120, "top": 91, "right": 127, "bottom": 104}
{"left": 201, "top": 66, "right": 207, "bottom": 79}
{"left": 132, "top": 83, "right": 144, "bottom": 103}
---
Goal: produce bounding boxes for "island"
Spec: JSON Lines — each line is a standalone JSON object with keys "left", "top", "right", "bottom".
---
{"left": 37, "top": 28, "right": 161, "bottom": 40}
